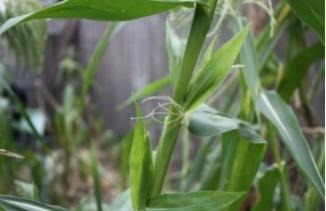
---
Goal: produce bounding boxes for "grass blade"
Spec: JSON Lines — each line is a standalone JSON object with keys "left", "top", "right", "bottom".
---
{"left": 187, "top": 104, "right": 240, "bottom": 137}
{"left": 0, "top": 195, "right": 66, "bottom": 211}
{"left": 183, "top": 138, "right": 214, "bottom": 191}
{"left": 234, "top": 18, "right": 325, "bottom": 199}
{"left": 257, "top": 91, "right": 325, "bottom": 197}
{"left": 146, "top": 191, "right": 244, "bottom": 211}
{"left": 219, "top": 129, "right": 266, "bottom": 211}
{"left": 165, "top": 21, "right": 185, "bottom": 87}
{"left": 184, "top": 26, "right": 249, "bottom": 111}
{"left": 0, "top": 0, "right": 203, "bottom": 35}
{"left": 130, "top": 105, "right": 153, "bottom": 211}
{"left": 277, "top": 42, "right": 324, "bottom": 101}
{"left": 252, "top": 164, "right": 279, "bottom": 211}
{"left": 81, "top": 22, "right": 124, "bottom": 108}
{"left": 287, "top": 0, "right": 324, "bottom": 44}
{"left": 120, "top": 131, "right": 134, "bottom": 189}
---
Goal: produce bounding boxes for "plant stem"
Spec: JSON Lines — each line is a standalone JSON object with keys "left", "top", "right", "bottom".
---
{"left": 150, "top": 1, "right": 217, "bottom": 196}
{"left": 268, "top": 123, "right": 292, "bottom": 211}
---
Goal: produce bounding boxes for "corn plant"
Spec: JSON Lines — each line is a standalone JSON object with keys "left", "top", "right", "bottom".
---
{"left": 0, "top": 0, "right": 324, "bottom": 210}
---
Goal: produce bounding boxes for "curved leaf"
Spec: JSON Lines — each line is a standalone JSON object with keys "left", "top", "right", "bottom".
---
{"left": 184, "top": 26, "right": 249, "bottom": 111}
{"left": 278, "top": 42, "right": 324, "bottom": 101}
{"left": 0, "top": 195, "right": 66, "bottom": 211}
{"left": 146, "top": 191, "right": 244, "bottom": 211}
{"left": 187, "top": 104, "right": 263, "bottom": 143}
{"left": 287, "top": 0, "right": 324, "bottom": 44}
{"left": 82, "top": 22, "right": 125, "bottom": 102}
{"left": 257, "top": 91, "right": 325, "bottom": 197}
{"left": 234, "top": 20, "right": 325, "bottom": 198}
{"left": 0, "top": 0, "right": 205, "bottom": 35}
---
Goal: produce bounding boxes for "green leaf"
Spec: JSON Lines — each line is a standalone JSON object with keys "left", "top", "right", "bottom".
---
{"left": 287, "top": 0, "right": 324, "bottom": 44}
{"left": 0, "top": 0, "right": 204, "bottom": 35}
{"left": 184, "top": 26, "right": 249, "bottom": 111}
{"left": 219, "top": 130, "right": 267, "bottom": 211}
{"left": 234, "top": 20, "right": 261, "bottom": 98}
{"left": 199, "top": 146, "right": 222, "bottom": 191}
{"left": 278, "top": 42, "right": 324, "bottom": 101}
{"left": 257, "top": 91, "right": 325, "bottom": 197}
{"left": 186, "top": 104, "right": 266, "bottom": 210}
{"left": 234, "top": 19, "right": 325, "bottom": 199}
{"left": 0, "top": 195, "right": 66, "bottom": 211}
{"left": 187, "top": 104, "right": 262, "bottom": 141}
{"left": 15, "top": 181, "right": 40, "bottom": 201}
{"left": 120, "top": 131, "right": 134, "bottom": 189}
{"left": 146, "top": 191, "right": 244, "bottom": 211}
{"left": 130, "top": 105, "right": 153, "bottom": 211}
{"left": 118, "top": 76, "right": 170, "bottom": 109}
{"left": 256, "top": 16, "right": 290, "bottom": 71}
{"left": 165, "top": 20, "right": 186, "bottom": 87}
{"left": 252, "top": 164, "right": 279, "bottom": 211}
{"left": 81, "top": 22, "right": 125, "bottom": 105}
{"left": 183, "top": 138, "right": 214, "bottom": 191}
{"left": 187, "top": 104, "right": 240, "bottom": 137}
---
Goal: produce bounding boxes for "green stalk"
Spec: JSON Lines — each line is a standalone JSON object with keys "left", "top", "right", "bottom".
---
{"left": 150, "top": 1, "right": 218, "bottom": 196}
{"left": 180, "top": 130, "right": 190, "bottom": 191}
{"left": 267, "top": 124, "right": 292, "bottom": 211}
{"left": 304, "top": 140, "right": 324, "bottom": 211}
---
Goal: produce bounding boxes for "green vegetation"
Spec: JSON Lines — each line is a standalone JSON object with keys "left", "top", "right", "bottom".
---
{"left": 0, "top": 0, "right": 324, "bottom": 210}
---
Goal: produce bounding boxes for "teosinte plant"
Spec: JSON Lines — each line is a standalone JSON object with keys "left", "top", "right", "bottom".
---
{"left": 0, "top": 0, "right": 324, "bottom": 210}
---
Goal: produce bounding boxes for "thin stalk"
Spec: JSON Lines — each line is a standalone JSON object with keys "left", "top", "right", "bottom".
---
{"left": 268, "top": 123, "right": 292, "bottom": 211}
{"left": 91, "top": 143, "right": 103, "bottom": 211}
{"left": 150, "top": 1, "right": 218, "bottom": 196}
{"left": 180, "top": 130, "right": 190, "bottom": 191}
{"left": 79, "top": 22, "right": 122, "bottom": 111}
{"left": 304, "top": 139, "right": 324, "bottom": 211}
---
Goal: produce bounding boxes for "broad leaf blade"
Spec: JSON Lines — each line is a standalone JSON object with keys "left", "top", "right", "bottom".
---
{"left": 130, "top": 105, "right": 153, "bottom": 211}
{"left": 257, "top": 91, "right": 324, "bottom": 197}
{"left": 287, "top": 0, "right": 324, "bottom": 44}
{"left": 219, "top": 129, "right": 266, "bottom": 211}
{"left": 0, "top": 195, "right": 66, "bottom": 211}
{"left": 234, "top": 20, "right": 325, "bottom": 199}
{"left": 187, "top": 104, "right": 240, "bottom": 137}
{"left": 252, "top": 164, "right": 279, "bottom": 211}
{"left": 187, "top": 104, "right": 264, "bottom": 142}
{"left": 146, "top": 191, "right": 244, "bottom": 211}
{"left": 278, "top": 42, "right": 324, "bottom": 101}
{"left": 0, "top": 0, "right": 201, "bottom": 34}
{"left": 184, "top": 26, "right": 249, "bottom": 111}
